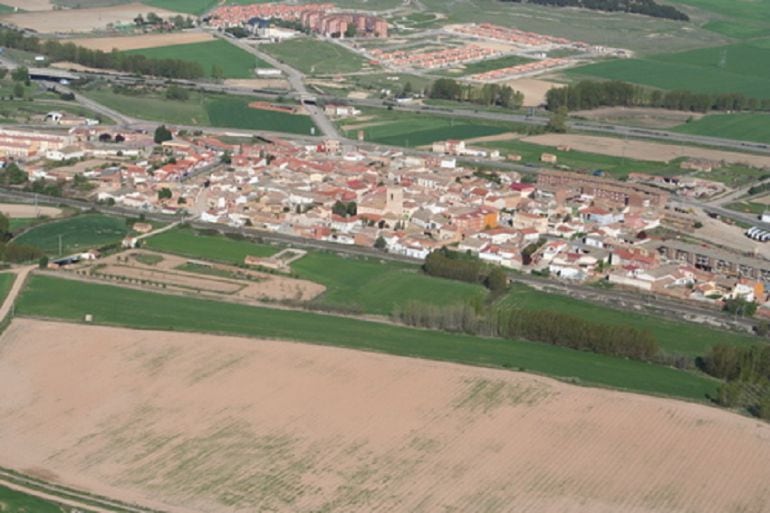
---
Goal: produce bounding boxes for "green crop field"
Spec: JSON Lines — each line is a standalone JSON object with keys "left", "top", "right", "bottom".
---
{"left": 672, "top": 0, "right": 770, "bottom": 38}
{"left": 206, "top": 97, "right": 317, "bottom": 135}
{"left": 14, "top": 214, "right": 127, "bottom": 256}
{"left": 481, "top": 138, "right": 684, "bottom": 179}
{"left": 0, "top": 484, "right": 73, "bottom": 513}
{"left": 501, "top": 283, "right": 758, "bottom": 357}
{"left": 17, "top": 275, "right": 719, "bottom": 401}
{"left": 122, "top": 39, "right": 268, "bottom": 79}
{"left": 673, "top": 113, "right": 770, "bottom": 144}
{"left": 145, "top": 228, "right": 486, "bottom": 314}
{"left": 262, "top": 38, "right": 372, "bottom": 75}
{"left": 341, "top": 109, "right": 515, "bottom": 147}
{"left": 142, "top": 0, "right": 217, "bottom": 14}
{"left": 80, "top": 88, "right": 317, "bottom": 134}
{"left": 145, "top": 228, "right": 278, "bottom": 263}
{"left": 0, "top": 272, "right": 14, "bottom": 305}
{"left": 292, "top": 251, "right": 487, "bottom": 315}
{"left": 570, "top": 40, "right": 770, "bottom": 99}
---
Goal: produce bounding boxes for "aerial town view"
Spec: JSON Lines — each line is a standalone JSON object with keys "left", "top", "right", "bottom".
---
{"left": 1, "top": 0, "right": 770, "bottom": 511}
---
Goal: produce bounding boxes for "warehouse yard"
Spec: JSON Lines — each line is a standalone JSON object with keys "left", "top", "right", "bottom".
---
{"left": 1, "top": 319, "right": 769, "bottom": 513}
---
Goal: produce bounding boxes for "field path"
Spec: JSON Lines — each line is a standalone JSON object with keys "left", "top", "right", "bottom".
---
{"left": 0, "top": 266, "right": 34, "bottom": 321}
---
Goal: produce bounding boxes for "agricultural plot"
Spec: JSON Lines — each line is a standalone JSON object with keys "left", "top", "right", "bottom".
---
{"left": 342, "top": 110, "right": 514, "bottom": 147}
{"left": 673, "top": 0, "right": 770, "bottom": 38}
{"left": 482, "top": 138, "right": 684, "bottom": 179}
{"left": 142, "top": 0, "right": 217, "bottom": 15}
{"left": 262, "top": 38, "right": 373, "bottom": 75}
{"left": 122, "top": 39, "right": 269, "bottom": 79}
{"left": 80, "top": 88, "right": 317, "bottom": 134}
{"left": 16, "top": 276, "right": 718, "bottom": 399}
{"left": 0, "top": 484, "right": 74, "bottom": 513}
{"left": 207, "top": 97, "right": 317, "bottom": 135}
{"left": 71, "top": 31, "right": 214, "bottom": 52}
{"left": 14, "top": 214, "right": 127, "bottom": 256}
{"left": 0, "top": 3, "right": 180, "bottom": 33}
{"left": 570, "top": 40, "right": 770, "bottom": 99}
{"left": 419, "top": 0, "right": 724, "bottom": 54}
{"left": 292, "top": 251, "right": 487, "bottom": 315}
{"left": 673, "top": 113, "right": 770, "bottom": 144}
{"left": 144, "top": 227, "right": 277, "bottom": 262}
{"left": 3, "top": 318, "right": 766, "bottom": 513}
{"left": 145, "top": 227, "right": 487, "bottom": 314}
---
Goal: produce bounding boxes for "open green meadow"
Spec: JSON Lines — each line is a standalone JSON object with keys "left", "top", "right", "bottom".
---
{"left": 0, "top": 485, "right": 73, "bottom": 513}
{"left": 673, "top": 113, "right": 770, "bottom": 144}
{"left": 570, "top": 39, "right": 770, "bottom": 99}
{"left": 81, "top": 88, "right": 316, "bottom": 134}
{"left": 341, "top": 109, "right": 516, "bottom": 147}
{"left": 145, "top": 227, "right": 487, "bottom": 314}
{"left": 145, "top": 227, "right": 277, "bottom": 263}
{"left": 0, "top": 272, "right": 14, "bottom": 305}
{"left": 262, "top": 38, "right": 372, "bottom": 75}
{"left": 14, "top": 214, "right": 127, "bottom": 256}
{"left": 292, "top": 251, "right": 487, "bottom": 315}
{"left": 0, "top": 4, "right": 16, "bottom": 13}
{"left": 122, "top": 39, "right": 268, "bottom": 79}
{"left": 16, "top": 275, "right": 719, "bottom": 401}
{"left": 672, "top": 0, "right": 770, "bottom": 38}
{"left": 419, "top": 0, "right": 724, "bottom": 54}
{"left": 481, "top": 138, "right": 684, "bottom": 179}
{"left": 142, "top": 0, "right": 216, "bottom": 14}
{"left": 207, "top": 97, "right": 317, "bottom": 135}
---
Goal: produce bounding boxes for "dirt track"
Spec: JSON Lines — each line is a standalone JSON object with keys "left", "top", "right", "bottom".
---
{"left": 1, "top": 319, "right": 769, "bottom": 513}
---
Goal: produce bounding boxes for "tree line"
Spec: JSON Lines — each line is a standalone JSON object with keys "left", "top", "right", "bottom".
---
{"left": 701, "top": 344, "right": 770, "bottom": 420}
{"left": 546, "top": 80, "right": 770, "bottom": 113}
{"left": 0, "top": 28, "right": 204, "bottom": 79}
{"left": 423, "top": 248, "right": 509, "bottom": 295}
{"left": 393, "top": 300, "right": 660, "bottom": 361}
{"left": 429, "top": 78, "right": 525, "bottom": 110}
{"left": 500, "top": 0, "right": 688, "bottom": 21}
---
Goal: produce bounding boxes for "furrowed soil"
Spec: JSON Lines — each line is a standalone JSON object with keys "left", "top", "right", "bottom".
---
{"left": 0, "top": 319, "right": 769, "bottom": 513}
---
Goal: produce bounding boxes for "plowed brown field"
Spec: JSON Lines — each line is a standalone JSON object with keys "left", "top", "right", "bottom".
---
{"left": 1, "top": 319, "right": 768, "bottom": 513}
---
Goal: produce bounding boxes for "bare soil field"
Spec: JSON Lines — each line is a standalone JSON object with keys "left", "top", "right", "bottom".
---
{"left": 70, "top": 31, "right": 214, "bottom": 52}
{"left": 1, "top": 318, "right": 769, "bottom": 513}
{"left": 0, "top": 3, "right": 180, "bottom": 33}
{"left": 504, "top": 77, "right": 559, "bottom": 106}
{"left": 524, "top": 133, "right": 770, "bottom": 168}
{"left": 223, "top": 78, "right": 289, "bottom": 90}
{"left": 0, "top": 203, "right": 62, "bottom": 218}
{"left": 572, "top": 107, "right": 705, "bottom": 129}
{"left": 1, "top": 0, "right": 52, "bottom": 10}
